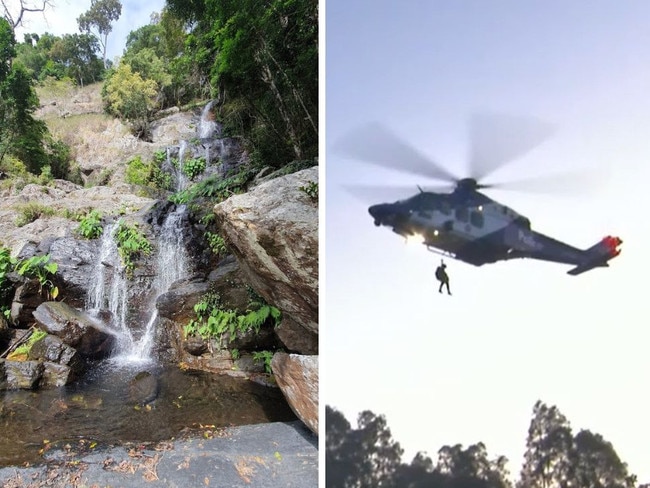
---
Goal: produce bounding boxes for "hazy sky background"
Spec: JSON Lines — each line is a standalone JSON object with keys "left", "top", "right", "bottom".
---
{"left": 10, "top": 0, "right": 166, "bottom": 61}
{"left": 325, "top": 0, "right": 650, "bottom": 482}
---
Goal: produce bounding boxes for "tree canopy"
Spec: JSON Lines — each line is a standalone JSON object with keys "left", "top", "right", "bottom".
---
{"left": 326, "top": 401, "right": 638, "bottom": 488}
{"left": 77, "top": 0, "right": 122, "bottom": 68}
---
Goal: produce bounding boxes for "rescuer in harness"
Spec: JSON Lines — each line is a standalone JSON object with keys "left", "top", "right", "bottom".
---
{"left": 435, "top": 261, "right": 451, "bottom": 295}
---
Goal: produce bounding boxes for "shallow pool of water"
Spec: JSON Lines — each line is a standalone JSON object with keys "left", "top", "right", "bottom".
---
{"left": 0, "top": 361, "right": 296, "bottom": 466}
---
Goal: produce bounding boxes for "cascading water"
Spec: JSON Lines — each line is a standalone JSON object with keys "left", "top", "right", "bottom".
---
{"left": 87, "top": 208, "right": 191, "bottom": 366}
{"left": 86, "top": 223, "right": 132, "bottom": 354}
{"left": 174, "top": 140, "right": 189, "bottom": 192}
{"left": 198, "top": 100, "right": 219, "bottom": 139}
{"left": 133, "top": 205, "right": 191, "bottom": 359}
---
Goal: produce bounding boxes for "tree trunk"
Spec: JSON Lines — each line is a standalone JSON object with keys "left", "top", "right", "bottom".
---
{"left": 260, "top": 61, "right": 302, "bottom": 159}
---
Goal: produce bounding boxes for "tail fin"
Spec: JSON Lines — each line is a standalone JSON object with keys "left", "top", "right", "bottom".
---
{"left": 567, "top": 236, "right": 622, "bottom": 275}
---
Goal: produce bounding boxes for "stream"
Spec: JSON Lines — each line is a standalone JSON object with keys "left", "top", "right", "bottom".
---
{"left": 0, "top": 362, "right": 296, "bottom": 466}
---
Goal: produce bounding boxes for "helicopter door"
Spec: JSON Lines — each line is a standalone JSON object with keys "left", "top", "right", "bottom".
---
{"left": 454, "top": 207, "right": 473, "bottom": 236}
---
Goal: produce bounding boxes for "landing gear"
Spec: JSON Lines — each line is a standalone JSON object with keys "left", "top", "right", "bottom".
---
{"left": 374, "top": 220, "right": 381, "bottom": 227}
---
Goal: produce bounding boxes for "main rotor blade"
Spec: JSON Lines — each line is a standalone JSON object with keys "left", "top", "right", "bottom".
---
{"left": 340, "top": 183, "right": 454, "bottom": 204}
{"left": 468, "top": 112, "right": 556, "bottom": 182}
{"left": 483, "top": 168, "right": 610, "bottom": 196}
{"left": 330, "top": 122, "right": 459, "bottom": 183}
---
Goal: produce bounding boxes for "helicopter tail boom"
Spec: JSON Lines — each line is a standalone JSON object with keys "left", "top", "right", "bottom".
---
{"left": 566, "top": 235, "right": 622, "bottom": 275}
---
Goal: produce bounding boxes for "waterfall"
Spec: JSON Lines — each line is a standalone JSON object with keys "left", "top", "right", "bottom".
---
{"left": 86, "top": 223, "right": 131, "bottom": 352}
{"left": 88, "top": 208, "right": 191, "bottom": 366}
{"left": 154, "top": 206, "right": 190, "bottom": 292}
{"left": 176, "top": 140, "right": 188, "bottom": 192}
{"left": 198, "top": 100, "right": 218, "bottom": 139}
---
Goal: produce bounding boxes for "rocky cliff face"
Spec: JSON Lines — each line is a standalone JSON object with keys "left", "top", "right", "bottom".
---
{"left": 213, "top": 166, "right": 319, "bottom": 354}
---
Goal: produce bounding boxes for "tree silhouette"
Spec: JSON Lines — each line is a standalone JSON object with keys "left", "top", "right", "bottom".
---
{"left": 518, "top": 400, "right": 636, "bottom": 488}
{"left": 326, "top": 402, "right": 638, "bottom": 488}
{"left": 326, "top": 406, "right": 403, "bottom": 487}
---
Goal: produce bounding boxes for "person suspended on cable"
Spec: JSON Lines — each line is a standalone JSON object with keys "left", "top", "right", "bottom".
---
{"left": 435, "top": 260, "right": 451, "bottom": 295}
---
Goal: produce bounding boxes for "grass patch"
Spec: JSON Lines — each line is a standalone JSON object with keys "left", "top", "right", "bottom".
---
{"left": 14, "top": 202, "right": 56, "bottom": 227}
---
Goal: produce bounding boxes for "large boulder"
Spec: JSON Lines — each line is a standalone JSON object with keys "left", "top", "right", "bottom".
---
{"left": 1, "top": 359, "right": 43, "bottom": 390}
{"left": 213, "top": 167, "right": 318, "bottom": 354}
{"left": 271, "top": 353, "right": 318, "bottom": 434}
{"left": 47, "top": 237, "right": 98, "bottom": 307}
{"left": 10, "top": 279, "right": 47, "bottom": 326}
{"left": 32, "top": 302, "right": 116, "bottom": 359}
{"left": 156, "top": 276, "right": 210, "bottom": 324}
{"left": 206, "top": 255, "right": 253, "bottom": 314}
{"left": 28, "top": 334, "right": 82, "bottom": 372}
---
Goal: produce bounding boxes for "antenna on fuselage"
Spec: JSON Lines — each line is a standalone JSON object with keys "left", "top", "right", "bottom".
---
{"left": 417, "top": 185, "right": 424, "bottom": 193}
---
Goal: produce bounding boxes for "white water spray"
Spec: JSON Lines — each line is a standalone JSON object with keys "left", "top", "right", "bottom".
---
{"left": 88, "top": 209, "right": 191, "bottom": 366}
{"left": 174, "top": 140, "right": 189, "bottom": 192}
{"left": 198, "top": 100, "right": 218, "bottom": 139}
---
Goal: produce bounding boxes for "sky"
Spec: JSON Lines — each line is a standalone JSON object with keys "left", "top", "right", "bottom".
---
{"left": 325, "top": 0, "right": 650, "bottom": 483}
{"left": 9, "top": 0, "right": 166, "bottom": 61}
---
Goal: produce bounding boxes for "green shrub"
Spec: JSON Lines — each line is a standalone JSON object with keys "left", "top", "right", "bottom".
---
{"left": 0, "top": 247, "right": 17, "bottom": 305}
{"left": 114, "top": 220, "right": 153, "bottom": 276}
{"left": 125, "top": 156, "right": 149, "bottom": 186}
{"left": 76, "top": 210, "right": 103, "bottom": 239}
{"left": 170, "top": 165, "right": 258, "bottom": 206}
{"left": 182, "top": 157, "right": 206, "bottom": 180}
{"left": 205, "top": 231, "right": 227, "bottom": 257}
{"left": 183, "top": 291, "right": 281, "bottom": 348}
{"left": 125, "top": 155, "right": 173, "bottom": 191}
{"left": 15, "top": 254, "right": 59, "bottom": 299}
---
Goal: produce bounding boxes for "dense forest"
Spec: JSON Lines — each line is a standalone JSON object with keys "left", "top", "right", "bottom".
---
{"left": 326, "top": 401, "right": 639, "bottom": 488}
{"left": 0, "top": 0, "right": 317, "bottom": 183}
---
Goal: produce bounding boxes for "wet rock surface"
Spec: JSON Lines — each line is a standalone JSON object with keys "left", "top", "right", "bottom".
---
{"left": 33, "top": 302, "right": 116, "bottom": 359}
{"left": 28, "top": 334, "right": 82, "bottom": 370}
{"left": 128, "top": 371, "right": 160, "bottom": 406}
{"left": 2, "top": 360, "right": 44, "bottom": 389}
{"left": 10, "top": 279, "right": 47, "bottom": 325}
{"left": 156, "top": 276, "right": 210, "bottom": 324}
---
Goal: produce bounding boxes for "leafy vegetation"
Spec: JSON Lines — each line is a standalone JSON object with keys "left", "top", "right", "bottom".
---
{"left": 252, "top": 350, "right": 274, "bottom": 374}
{"left": 182, "top": 156, "right": 206, "bottom": 180}
{"left": 15, "top": 254, "right": 59, "bottom": 300}
{"left": 166, "top": 0, "right": 318, "bottom": 166}
{"left": 183, "top": 290, "right": 281, "bottom": 350}
{"left": 77, "top": 0, "right": 123, "bottom": 69}
{"left": 113, "top": 219, "right": 153, "bottom": 276}
{"left": 125, "top": 154, "right": 172, "bottom": 190}
{"left": 326, "top": 401, "right": 638, "bottom": 488}
{"left": 0, "top": 18, "right": 77, "bottom": 182}
{"left": 170, "top": 166, "right": 258, "bottom": 206}
{"left": 102, "top": 63, "right": 158, "bottom": 138}
{"left": 205, "top": 231, "right": 228, "bottom": 258}
{"left": 0, "top": 247, "right": 16, "bottom": 307}
{"left": 76, "top": 210, "right": 103, "bottom": 239}
{"left": 299, "top": 180, "right": 318, "bottom": 201}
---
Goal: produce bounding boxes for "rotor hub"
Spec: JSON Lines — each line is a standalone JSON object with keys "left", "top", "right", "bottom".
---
{"left": 456, "top": 178, "right": 480, "bottom": 191}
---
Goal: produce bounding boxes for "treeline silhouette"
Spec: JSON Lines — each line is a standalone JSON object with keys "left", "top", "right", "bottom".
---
{"left": 326, "top": 400, "right": 638, "bottom": 488}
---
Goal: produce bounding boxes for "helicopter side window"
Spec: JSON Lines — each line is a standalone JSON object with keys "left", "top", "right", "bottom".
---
{"left": 470, "top": 211, "right": 484, "bottom": 228}
{"left": 455, "top": 207, "right": 468, "bottom": 222}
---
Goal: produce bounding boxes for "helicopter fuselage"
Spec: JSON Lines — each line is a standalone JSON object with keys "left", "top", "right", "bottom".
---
{"left": 368, "top": 187, "right": 622, "bottom": 275}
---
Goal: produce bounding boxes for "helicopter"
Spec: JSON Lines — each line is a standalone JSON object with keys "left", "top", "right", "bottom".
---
{"left": 334, "top": 113, "right": 622, "bottom": 276}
